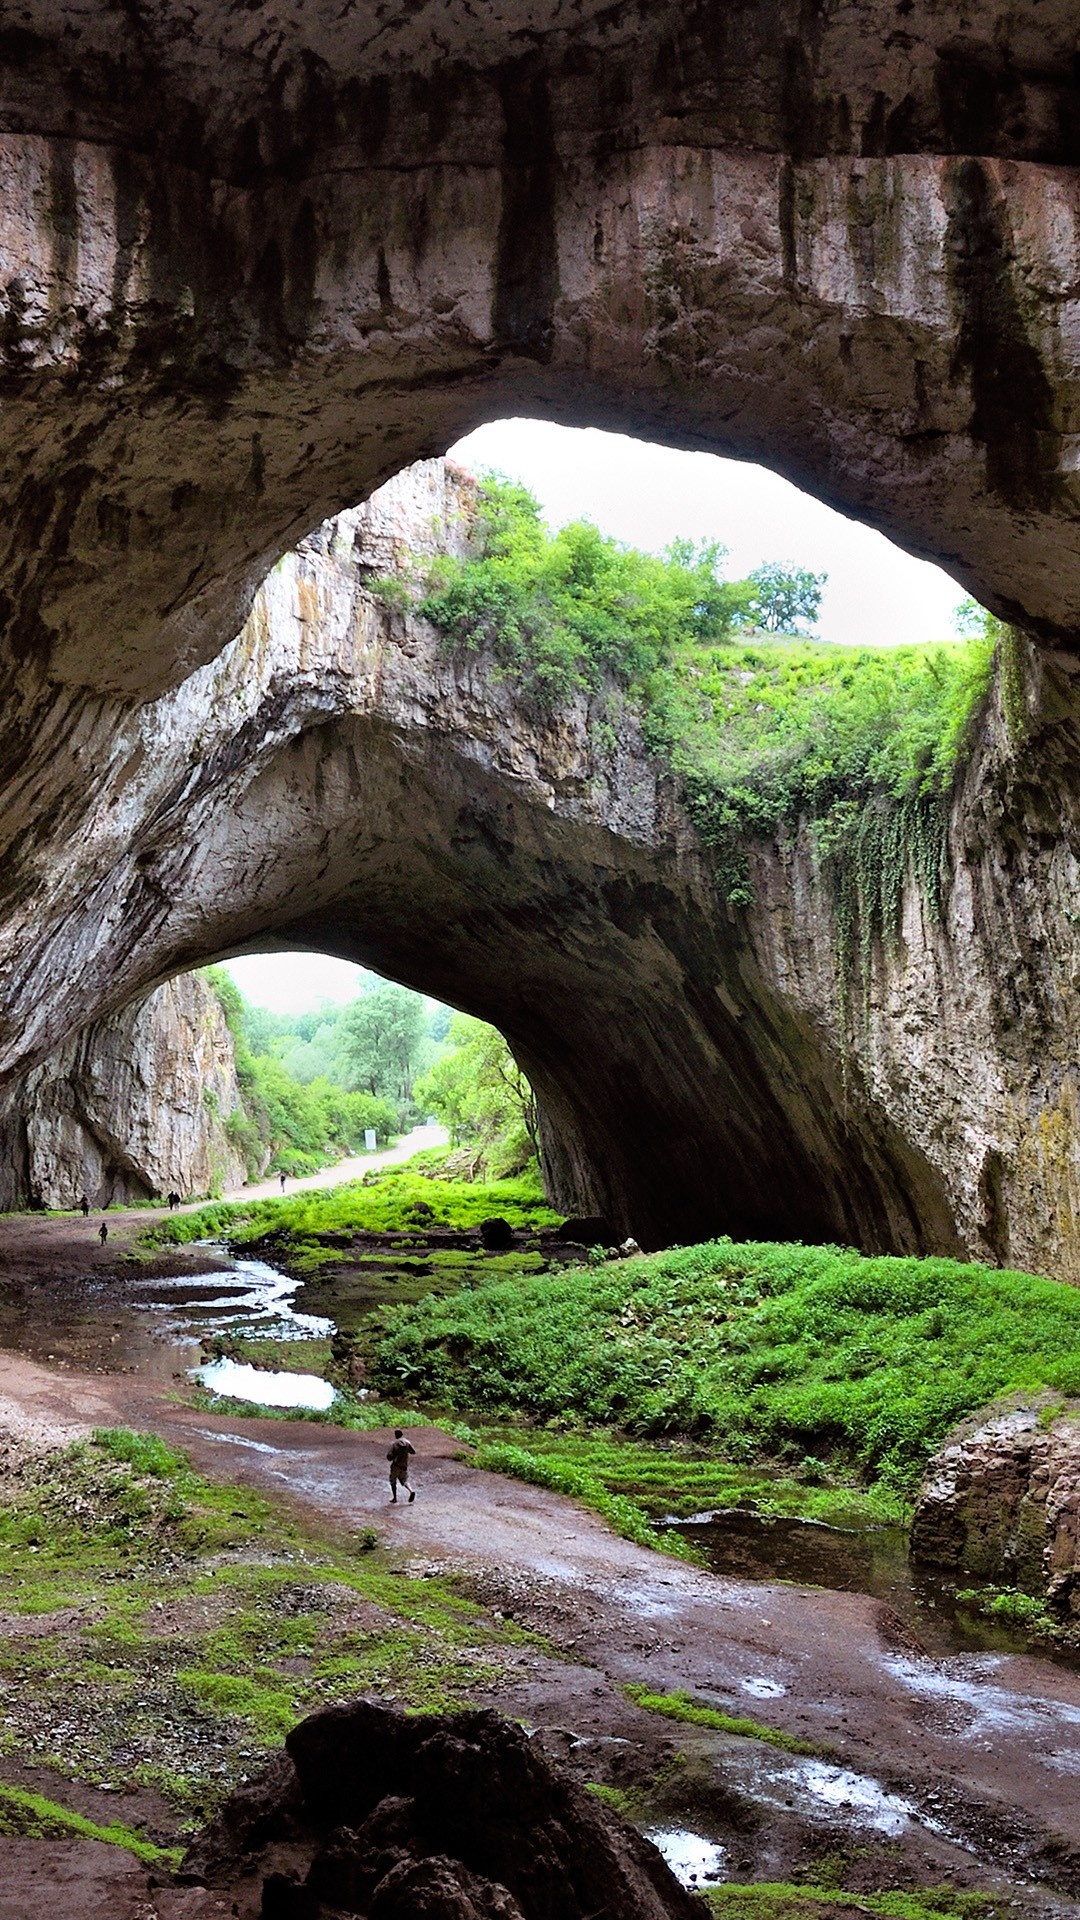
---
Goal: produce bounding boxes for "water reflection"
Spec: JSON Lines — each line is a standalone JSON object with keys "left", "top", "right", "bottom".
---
{"left": 193, "top": 1355, "right": 336, "bottom": 1410}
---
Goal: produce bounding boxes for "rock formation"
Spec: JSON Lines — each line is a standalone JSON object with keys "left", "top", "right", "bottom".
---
{"left": 911, "top": 1400, "right": 1080, "bottom": 1618}
{"left": 0, "top": 0, "right": 1078, "bottom": 718}
{"left": 181, "top": 1698, "right": 697, "bottom": 1920}
{"left": 0, "top": 971, "right": 249, "bottom": 1209}
{"left": 5, "top": 456, "right": 1080, "bottom": 1268}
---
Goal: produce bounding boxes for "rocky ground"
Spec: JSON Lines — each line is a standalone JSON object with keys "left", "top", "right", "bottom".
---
{"left": 1, "top": 1209, "right": 1080, "bottom": 1918}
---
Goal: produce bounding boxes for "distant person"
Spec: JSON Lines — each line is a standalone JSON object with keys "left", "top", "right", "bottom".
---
{"left": 98, "top": 1221, "right": 108, "bottom": 1245}
{"left": 387, "top": 1429, "right": 416, "bottom": 1504}
{"left": 280, "top": 1171, "right": 287, "bottom": 1192}
{"left": 168, "top": 1190, "right": 181, "bottom": 1211}
{"left": 80, "top": 1195, "right": 90, "bottom": 1217}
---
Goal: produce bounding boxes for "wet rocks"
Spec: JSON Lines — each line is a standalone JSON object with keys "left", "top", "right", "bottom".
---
{"left": 183, "top": 1700, "right": 698, "bottom": 1920}
{"left": 910, "top": 1400, "right": 1080, "bottom": 1614}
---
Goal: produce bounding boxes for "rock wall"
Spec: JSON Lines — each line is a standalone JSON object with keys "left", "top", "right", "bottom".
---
{"left": 911, "top": 1400, "right": 1080, "bottom": 1619}
{"left": 0, "top": 972, "right": 249, "bottom": 1210}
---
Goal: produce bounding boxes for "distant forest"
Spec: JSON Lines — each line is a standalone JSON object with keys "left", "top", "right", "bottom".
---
{"left": 203, "top": 968, "right": 535, "bottom": 1184}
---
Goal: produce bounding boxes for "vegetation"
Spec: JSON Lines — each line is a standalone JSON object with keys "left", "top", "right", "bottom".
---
{"left": 207, "top": 968, "right": 398, "bottom": 1178}
{"left": 359, "top": 1237, "right": 1080, "bottom": 1497}
{"left": 418, "top": 476, "right": 995, "bottom": 941}
{"left": 623, "top": 1684, "right": 823, "bottom": 1756}
{"left": 702, "top": 1887, "right": 998, "bottom": 1920}
{"left": 0, "top": 1781, "right": 179, "bottom": 1868}
{"left": 0, "top": 1428, "right": 539, "bottom": 1838}
{"left": 144, "top": 1169, "right": 559, "bottom": 1253}
{"left": 415, "top": 1012, "right": 538, "bottom": 1179}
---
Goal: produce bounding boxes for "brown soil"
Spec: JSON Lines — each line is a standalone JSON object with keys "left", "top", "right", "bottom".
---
{"left": 2, "top": 1209, "right": 1080, "bottom": 1917}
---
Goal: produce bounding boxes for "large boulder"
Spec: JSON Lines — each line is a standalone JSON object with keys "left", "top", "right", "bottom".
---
{"left": 910, "top": 1399, "right": 1080, "bottom": 1615}
{"left": 183, "top": 1701, "right": 698, "bottom": 1920}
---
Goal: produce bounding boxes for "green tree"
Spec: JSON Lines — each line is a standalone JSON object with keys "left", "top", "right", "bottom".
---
{"left": 340, "top": 981, "right": 427, "bottom": 1114}
{"left": 415, "top": 1014, "right": 537, "bottom": 1178}
{"left": 744, "top": 562, "right": 826, "bottom": 634}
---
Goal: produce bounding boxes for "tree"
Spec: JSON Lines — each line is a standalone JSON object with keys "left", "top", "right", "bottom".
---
{"left": 414, "top": 1014, "right": 538, "bottom": 1177}
{"left": 745, "top": 563, "right": 826, "bottom": 634}
{"left": 339, "top": 981, "right": 427, "bottom": 1114}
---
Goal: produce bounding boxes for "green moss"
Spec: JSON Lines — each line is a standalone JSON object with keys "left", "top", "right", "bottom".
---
{"left": 702, "top": 1886, "right": 997, "bottom": 1920}
{"left": 0, "top": 1428, "right": 546, "bottom": 1835}
{"left": 464, "top": 1440, "right": 704, "bottom": 1562}
{"left": 143, "top": 1171, "right": 559, "bottom": 1252}
{"left": 624, "top": 1686, "right": 823, "bottom": 1756}
{"left": 0, "top": 1782, "right": 181, "bottom": 1868}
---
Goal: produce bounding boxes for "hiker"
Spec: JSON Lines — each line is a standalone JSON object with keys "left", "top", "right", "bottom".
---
{"left": 387, "top": 1429, "right": 416, "bottom": 1504}
{"left": 168, "top": 1190, "right": 181, "bottom": 1211}
{"left": 280, "top": 1170, "right": 287, "bottom": 1192}
{"left": 98, "top": 1221, "right": 108, "bottom": 1245}
{"left": 80, "top": 1195, "right": 90, "bottom": 1217}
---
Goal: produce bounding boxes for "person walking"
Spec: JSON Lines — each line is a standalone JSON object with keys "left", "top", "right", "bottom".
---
{"left": 98, "top": 1221, "right": 108, "bottom": 1245}
{"left": 386, "top": 1429, "right": 416, "bottom": 1504}
{"left": 279, "top": 1170, "right": 287, "bottom": 1192}
{"left": 80, "top": 1195, "right": 90, "bottom": 1217}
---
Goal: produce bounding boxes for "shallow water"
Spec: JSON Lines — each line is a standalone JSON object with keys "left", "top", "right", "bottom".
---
{"left": 193, "top": 1355, "right": 336, "bottom": 1410}
{"left": 645, "top": 1827, "right": 727, "bottom": 1885}
{"left": 673, "top": 1507, "right": 1079, "bottom": 1663}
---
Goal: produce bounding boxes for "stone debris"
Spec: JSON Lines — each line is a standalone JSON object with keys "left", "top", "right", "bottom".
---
{"left": 911, "top": 1398, "right": 1080, "bottom": 1615}
{"left": 181, "top": 1700, "right": 699, "bottom": 1920}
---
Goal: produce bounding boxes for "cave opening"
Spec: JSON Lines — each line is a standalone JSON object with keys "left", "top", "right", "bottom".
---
{"left": 2, "top": 421, "right": 1000, "bottom": 1264}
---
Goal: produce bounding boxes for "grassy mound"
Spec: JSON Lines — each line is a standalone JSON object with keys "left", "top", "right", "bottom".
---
{"left": 361, "top": 1238, "right": 1080, "bottom": 1494}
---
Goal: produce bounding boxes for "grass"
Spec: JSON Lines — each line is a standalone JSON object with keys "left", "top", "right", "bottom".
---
{"left": 0, "top": 1427, "right": 541, "bottom": 1837}
{"left": 702, "top": 1888, "right": 998, "bottom": 1920}
{"left": 0, "top": 1781, "right": 181, "bottom": 1868}
{"left": 624, "top": 1685, "right": 823, "bottom": 1756}
{"left": 360, "top": 1236, "right": 1080, "bottom": 1496}
{"left": 142, "top": 1171, "right": 560, "bottom": 1259}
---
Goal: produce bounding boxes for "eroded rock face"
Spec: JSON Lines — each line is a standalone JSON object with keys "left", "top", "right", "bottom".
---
{"left": 182, "top": 1699, "right": 697, "bottom": 1920}
{"left": 6, "top": 457, "right": 1080, "bottom": 1268}
{"left": 0, "top": 971, "right": 249, "bottom": 1209}
{"left": 0, "top": 0, "right": 1078, "bottom": 724}
{"left": 911, "top": 1402, "right": 1080, "bottom": 1616}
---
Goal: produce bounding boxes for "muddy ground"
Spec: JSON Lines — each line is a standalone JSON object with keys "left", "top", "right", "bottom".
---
{"left": 0, "top": 1208, "right": 1079, "bottom": 1918}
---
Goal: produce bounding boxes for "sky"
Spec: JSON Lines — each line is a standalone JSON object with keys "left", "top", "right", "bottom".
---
{"left": 225, "top": 419, "right": 971, "bottom": 1014}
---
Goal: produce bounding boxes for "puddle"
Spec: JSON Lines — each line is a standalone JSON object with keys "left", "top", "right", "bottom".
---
{"left": 739, "top": 1676, "right": 785, "bottom": 1699}
{"left": 193, "top": 1356, "right": 336, "bottom": 1410}
{"left": 645, "top": 1827, "right": 726, "bottom": 1886}
{"left": 673, "top": 1507, "right": 1078, "bottom": 1662}
{"left": 786, "top": 1759, "right": 915, "bottom": 1836}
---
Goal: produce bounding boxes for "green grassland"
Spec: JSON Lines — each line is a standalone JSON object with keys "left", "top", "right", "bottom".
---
{"left": 0, "top": 1427, "right": 541, "bottom": 1848}
{"left": 144, "top": 1171, "right": 559, "bottom": 1258}
{"left": 360, "top": 1237, "right": 1080, "bottom": 1498}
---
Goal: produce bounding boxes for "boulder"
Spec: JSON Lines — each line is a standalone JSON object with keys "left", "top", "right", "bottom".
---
{"left": 910, "top": 1399, "right": 1080, "bottom": 1615}
{"left": 556, "top": 1218, "right": 614, "bottom": 1248}
{"left": 185, "top": 1701, "right": 698, "bottom": 1920}
{"left": 479, "top": 1218, "right": 515, "bottom": 1250}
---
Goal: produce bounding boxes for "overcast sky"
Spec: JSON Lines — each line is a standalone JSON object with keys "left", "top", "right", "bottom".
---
{"left": 225, "top": 419, "right": 971, "bottom": 1014}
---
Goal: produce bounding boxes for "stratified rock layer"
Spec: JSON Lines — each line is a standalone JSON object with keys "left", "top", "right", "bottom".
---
{"left": 911, "top": 1401, "right": 1080, "bottom": 1616}
{"left": 0, "top": 972, "right": 248, "bottom": 1209}
{"left": 182, "top": 1699, "right": 697, "bottom": 1920}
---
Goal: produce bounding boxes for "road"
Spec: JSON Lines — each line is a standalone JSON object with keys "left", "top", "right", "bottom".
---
{"left": 223, "top": 1122, "right": 448, "bottom": 1202}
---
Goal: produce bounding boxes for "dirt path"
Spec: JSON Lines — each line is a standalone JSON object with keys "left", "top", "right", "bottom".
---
{"left": 223, "top": 1122, "right": 448, "bottom": 1201}
{"left": 0, "top": 1340, "right": 1079, "bottom": 1909}
{"left": 2, "top": 1195, "right": 1080, "bottom": 1913}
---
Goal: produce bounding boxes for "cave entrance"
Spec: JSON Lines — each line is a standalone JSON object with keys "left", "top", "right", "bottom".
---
{"left": 3, "top": 424, "right": 994, "bottom": 1261}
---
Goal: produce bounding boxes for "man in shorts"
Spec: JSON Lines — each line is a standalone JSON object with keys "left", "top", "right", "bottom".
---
{"left": 387, "top": 1429, "right": 416, "bottom": 1503}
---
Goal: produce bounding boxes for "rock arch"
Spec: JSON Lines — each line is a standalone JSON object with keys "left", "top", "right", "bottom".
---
{"left": 4, "top": 455, "right": 1076, "bottom": 1270}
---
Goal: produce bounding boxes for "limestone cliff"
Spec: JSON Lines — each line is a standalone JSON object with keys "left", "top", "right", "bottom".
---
{"left": 2, "top": 457, "right": 1079, "bottom": 1269}
{"left": 0, "top": 972, "right": 249, "bottom": 1210}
